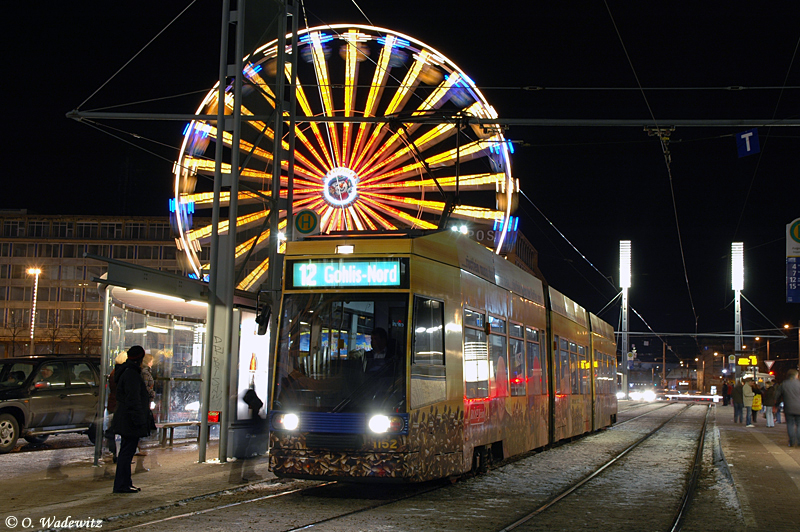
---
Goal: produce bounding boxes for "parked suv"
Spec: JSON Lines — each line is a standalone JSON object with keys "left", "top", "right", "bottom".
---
{"left": 0, "top": 355, "right": 102, "bottom": 453}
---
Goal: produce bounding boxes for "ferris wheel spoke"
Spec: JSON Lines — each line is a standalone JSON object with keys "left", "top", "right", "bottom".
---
{"left": 188, "top": 210, "right": 271, "bottom": 244}
{"left": 181, "top": 190, "right": 270, "bottom": 208}
{"left": 359, "top": 123, "right": 458, "bottom": 182}
{"left": 353, "top": 201, "right": 395, "bottom": 230}
{"left": 359, "top": 192, "right": 448, "bottom": 215}
{"left": 361, "top": 172, "right": 504, "bottom": 193}
{"left": 305, "top": 32, "right": 341, "bottom": 167}
{"left": 238, "top": 255, "right": 270, "bottom": 291}
{"left": 452, "top": 205, "right": 504, "bottom": 220}
{"left": 424, "top": 137, "right": 499, "bottom": 168}
{"left": 349, "top": 35, "right": 401, "bottom": 170}
{"left": 359, "top": 195, "right": 437, "bottom": 229}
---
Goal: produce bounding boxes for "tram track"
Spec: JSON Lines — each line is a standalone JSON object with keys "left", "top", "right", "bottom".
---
{"left": 497, "top": 403, "right": 711, "bottom": 532}
{"left": 98, "top": 402, "right": 712, "bottom": 532}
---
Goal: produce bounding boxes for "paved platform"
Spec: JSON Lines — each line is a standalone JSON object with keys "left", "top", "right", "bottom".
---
{"left": 1, "top": 406, "right": 798, "bottom": 531}
{"left": 714, "top": 403, "right": 800, "bottom": 531}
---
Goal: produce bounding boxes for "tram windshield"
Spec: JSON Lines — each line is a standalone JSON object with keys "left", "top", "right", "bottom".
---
{"left": 273, "top": 292, "right": 408, "bottom": 413}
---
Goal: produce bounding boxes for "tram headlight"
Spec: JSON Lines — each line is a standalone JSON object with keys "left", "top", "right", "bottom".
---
{"left": 368, "top": 415, "right": 404, "bottom": 434}
{"left": 642, "top": 390, "right": 656, "bottom": 402}
{"left": 276, "top": 413, "right": 299, "bottom": 431}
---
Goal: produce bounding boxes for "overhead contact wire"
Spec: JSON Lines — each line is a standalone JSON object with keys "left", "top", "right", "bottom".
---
{"left": 77, "top": 1, "right": 198, "bottom": 110}
{"left": 603, "top": 0, "right": 699, "bottom": 333}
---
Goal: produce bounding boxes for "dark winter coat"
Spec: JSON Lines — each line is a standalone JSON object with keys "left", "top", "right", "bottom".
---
{"left": 732, "top": 383, "right": 744, "bottom": 405}
{"left": 111, "top": 361, "right": 151, "bottom": 438}
{"left": 763, "top": 385, "right": 777, "bottom": 407}
{"left": 775, "top": 377, "right": 800, "bottom": 416}
{"left": 106, "top": 368, "right": 119, "bottom": 413}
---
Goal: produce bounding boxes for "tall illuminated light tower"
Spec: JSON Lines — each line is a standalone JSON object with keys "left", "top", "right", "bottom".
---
{"left": 27, "top": 268, "right": 41, "bottom": 356}
{"left": 732, "top": 243, "right": 744, "bottom": 379}
{"left": 620, "top": 241, "right": 631, "bottom": 397}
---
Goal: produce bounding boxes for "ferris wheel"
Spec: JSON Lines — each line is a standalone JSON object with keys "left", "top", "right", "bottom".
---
{"left": 172, "top": 24, "right": 517, "bottom": 291}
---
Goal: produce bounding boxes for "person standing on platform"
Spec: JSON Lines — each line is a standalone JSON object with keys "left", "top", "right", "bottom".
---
{"left": 742, "top": 375, "right": 755, "bottom": 427}
{"left": 111, "top": 346, "right": 151, "bottom": 493}
{"left": 763, "top": 381, "right": 777, "bottom": 428}
{"left": 775, "top": 369, "right": 800, "bottom": 447}
{"left": 722, "top": 380, "right": 730, "bottom": 406}
{"left": 732, "top": 378, "right": 744, "bottom": 424}
{"left": 751, "top": 381, "right": 763, "bottom": 424}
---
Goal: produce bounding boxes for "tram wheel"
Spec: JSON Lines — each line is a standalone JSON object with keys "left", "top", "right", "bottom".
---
{"left": 477, "top": 446, "right": 490, "bottom": 474}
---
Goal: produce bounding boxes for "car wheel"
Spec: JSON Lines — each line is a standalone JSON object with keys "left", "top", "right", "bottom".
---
{"left": 24, "top": 434, "right": 49, "bottom": 444}
{"left": 0, "top": 413, "right": 20, "bottom": 453}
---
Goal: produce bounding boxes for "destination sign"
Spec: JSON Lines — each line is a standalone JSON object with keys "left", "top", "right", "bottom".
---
{"left": 291, "top": 260, "right": 401, "bottom": 288}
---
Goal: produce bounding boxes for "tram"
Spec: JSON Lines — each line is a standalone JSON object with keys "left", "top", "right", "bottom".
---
{"left": 267, "top": 231, "right": 617, "bottom": 482}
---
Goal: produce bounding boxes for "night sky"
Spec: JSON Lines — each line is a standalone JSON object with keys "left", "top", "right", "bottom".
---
{"left": 6, "top": 1, "right": 800, "bottom": 359}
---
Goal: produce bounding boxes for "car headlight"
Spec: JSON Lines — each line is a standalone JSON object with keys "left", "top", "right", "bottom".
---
{"left": 616, "top": 391, "right": 626, "bottom": 400}
{"left": 643, "top": 390, "right": 656, "bottom": 402}
{"left": 275, "top": 413, "right": 299, "bottom": 431}
{"left": 630, "top": 391, "right": 643, "bottom": 401}
{"left": 368, "top": 414, "right": 404, "bottom": 434}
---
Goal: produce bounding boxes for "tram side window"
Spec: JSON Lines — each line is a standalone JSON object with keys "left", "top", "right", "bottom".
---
{"left": 526, "top": 328, "right": 541, "bottom": 395}
{"left": 509, "top": 323, "right": 525, "bottom": 396}
{"left": 488, "top": 316, "right": 508, "bottom": 397}
{"left": 464, "top": 309, "right": 489, "bottom": 399}
{"left": 578, "top": 345, "right": 589, "bottom": 394}
{"left": 556, "top": 337, "right": 570, "bottom": 395}
{"left": 569, "top": 342, "right": 580, "bottom": 395}
{"left": 412, "top": 297, "right": 444, "bottom": 365}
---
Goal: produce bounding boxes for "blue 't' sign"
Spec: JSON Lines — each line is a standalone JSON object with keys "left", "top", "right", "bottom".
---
{"left": 736, "top": 128, "right": 760, "bottom": 158}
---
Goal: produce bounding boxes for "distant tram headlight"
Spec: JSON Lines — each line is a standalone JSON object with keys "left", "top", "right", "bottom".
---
{"left": 643, "top": 390, "right": 656, "bottom": 402}
{"left": 277, "top": 413, "right": 299, "bottom": 431}
{"left": 369, "top": 415, "right": 391, "bottom": 433}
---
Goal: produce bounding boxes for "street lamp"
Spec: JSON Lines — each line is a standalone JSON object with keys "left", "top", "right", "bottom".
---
{"left": 620, "top": 241, "right": 631, "bottom": 398}
{"left": 732, "top": 242, "right": 744, "bottom": 378}
{"left": 27, "top": 268, "right": 41, "bottom": 356}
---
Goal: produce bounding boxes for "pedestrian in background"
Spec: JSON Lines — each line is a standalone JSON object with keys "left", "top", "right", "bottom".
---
{"left": 742, "top": 375, "right": 755, "bottom": 427}
{"left": 732, "top": 378, "right": 744, "bottom": 424}
{"left": 763, "top": 381, "right": 776, "bottom": 428}
{"left": 751, "top": 381, "right": 763, "bottom": 424}
{"left": 111, "top": 346, "right": 151, "bottom": 494}
{"left": 105, "top": 352, "right": 127, "bottom": 463}
{"left": 774, "top": 369, "right": 800, "bottom": 447}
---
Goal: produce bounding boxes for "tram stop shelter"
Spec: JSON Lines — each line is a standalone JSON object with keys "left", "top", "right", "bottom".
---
{"left": 88, "top": 255, "right": 269, "bottom": 464}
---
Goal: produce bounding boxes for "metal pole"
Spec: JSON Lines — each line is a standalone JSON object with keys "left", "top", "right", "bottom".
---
{"left": 734, "top": 289, "right": 742, "bottom": 380}
{"left": 219, "top": 0, "right": 248, "bottom": 464}
{"left": 199, "top": 0, "right": 231, "bottom": 463}
{"left": 621, "top": 287, "right": 628, "bottom": 398}
{"left": 285, "top": 0, "right": 298, "bottom": 243}
{"left": 94, "top": 285, "right": 112, "bottom": 466}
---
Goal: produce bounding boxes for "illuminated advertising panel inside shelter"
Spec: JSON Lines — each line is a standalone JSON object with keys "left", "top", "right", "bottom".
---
{"left": 290, "top": 259, "right": 404, "bottom": 288}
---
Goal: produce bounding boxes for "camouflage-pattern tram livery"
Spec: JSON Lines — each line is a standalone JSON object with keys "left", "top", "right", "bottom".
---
{"left": 268, "top": 232, "right": 617, "bottom": 482}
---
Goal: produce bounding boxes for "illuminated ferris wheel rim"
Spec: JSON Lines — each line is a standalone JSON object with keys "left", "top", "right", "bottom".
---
{"left": 173, "top": 23, "right": 517, "bottom": 286}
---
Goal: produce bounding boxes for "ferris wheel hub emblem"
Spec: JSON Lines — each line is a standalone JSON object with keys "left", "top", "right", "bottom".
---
{"left": 323, "top": 167, "right": 359, "bottom": 207}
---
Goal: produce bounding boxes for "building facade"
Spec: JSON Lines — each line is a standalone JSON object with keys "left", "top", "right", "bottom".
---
{"left": 0, "top": 211, "right": 202, "bottom": 357}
